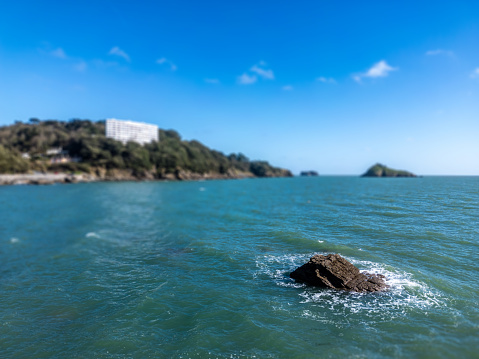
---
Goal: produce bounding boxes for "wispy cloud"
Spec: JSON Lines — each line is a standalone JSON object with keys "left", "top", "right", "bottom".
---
{"left": 50, "top": 47, "right": 67, "bottom": 59}
{"left": 250, "top": 64, "right": 274, "bottom": 80}
{"left": 74, "top": 61, "right": 87, "bottom": 72}
{"left": 204, "top": 78, "right": 220, "bottom": 84}
{"left": 109, "top": 46, "right": 130, "bottom": 62}
{"left": 156, "top": 57, "right": 177, "bottom": 71}
{"left": 238, "top": 61, "right": 274, "bottom": 85}
{"left": 237, "top": 73, "right": 257, "bottom": 85}
{"left": 41, "top": 44, "right": 90, "bottom": 73}
{"left": 282, "top": 85, "right": 293, "bottom": 91}
{"left": 317, "top": 76, "right": 336, "bottom": 84}
{"left": 354, "top": 60, "right": 398, "bottom": 82}
{"left": 471, "top": 68, "right": 479, "bottom": 79}
{"left": 426, "top": 49, "right": 454, "bottom": 57}
{"left": 39, "top": 43, "right": 69, "bottom": 60}
{"left": 92, "top": 59, "right": 120, "bottom": 69}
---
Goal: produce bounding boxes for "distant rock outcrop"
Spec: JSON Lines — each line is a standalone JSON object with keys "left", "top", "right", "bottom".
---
{"left": 290, "top": 254, "right": 387, "bottom": 292}
{"left": 300, "top": 171, "right": 319, "bottom": 177}
{"left": 361, "top": 163, "right": 416, "bottom": 177}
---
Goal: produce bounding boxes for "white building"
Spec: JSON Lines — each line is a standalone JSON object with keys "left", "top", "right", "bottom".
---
{"left": 105, "top": 118, "right": 159, "bottom": 145}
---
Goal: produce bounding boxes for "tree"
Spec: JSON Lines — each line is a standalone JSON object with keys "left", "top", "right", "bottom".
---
{"left": 0, "top": 145, "right": 29, "bottom": 174}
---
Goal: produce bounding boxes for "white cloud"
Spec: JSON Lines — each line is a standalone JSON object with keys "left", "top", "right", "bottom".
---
{"left": 317, "top": 76, "right": 336, "bottom": 84}
{"left": 50, "top": 48, "right": 67, "bottom": 59}
{"left": 426, "top": 49, "right": 454, "bottom": 57}
{"left": 250, "top": 64, "right": 274, "bottom": 80}
{"left": 365, "top": 60, "right": 397, "bottom": 77}
{"left": 109, "top": 46, "right": 130, "bottom": 62}
{"left": 205, "top": 78, "right": 220, "bottom": 84}
{"left": 470, "top": 68, "right": 479, "bottom": 78}
{"left": 156, "top": 57, "right": 177, "bottom": 71}
{"left": 237, "top": 61, "right": 274, "bottom": 85}
{"left": 354, "top": 60, "right": 398, "bottom": 82}
{"left": 237, "top": 73, "right": 257, "bottom": 85}
{"left": 282, "top": 85, "right": 293, "bottom": 91}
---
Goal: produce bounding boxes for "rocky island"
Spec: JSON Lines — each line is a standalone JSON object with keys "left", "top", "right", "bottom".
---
{"left": 361, "top": 163, "right": 416, "bottom": 177}
{"left": 300, "top": 170, "right": 319, "bottom": 176}
{"left": 290, "top": 254, "right": 387, "bottom": 292}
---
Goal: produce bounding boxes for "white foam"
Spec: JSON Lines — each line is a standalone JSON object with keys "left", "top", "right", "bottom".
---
{"left": 253, "top": 253, "right": 313, "bottom": 288}
{"left": 199, "top": 187, "right": 206, "bottom": 192}
{"left": 86, "top": 232, "right": 100, "bottom": 238}
{"left": 10, "top": 237, "right": 19, "bottom": 243}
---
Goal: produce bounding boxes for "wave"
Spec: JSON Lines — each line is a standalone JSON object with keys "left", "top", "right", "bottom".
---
{"left": 85, "top": 232, "right": 101, "bottom": 238}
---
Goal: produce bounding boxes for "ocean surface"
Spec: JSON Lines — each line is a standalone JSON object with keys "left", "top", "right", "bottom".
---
{"left": 1, "top": 177, "right": 478, "bottom": 358}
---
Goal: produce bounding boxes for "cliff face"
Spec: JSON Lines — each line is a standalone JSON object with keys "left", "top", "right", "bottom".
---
{"left": 361, "top": 163, "right": 416, "bottom": 177}
{"left": 98, "top": 167, "right": 292, "bottom": 181}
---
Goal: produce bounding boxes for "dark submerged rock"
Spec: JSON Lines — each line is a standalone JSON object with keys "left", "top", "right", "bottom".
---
{"left": 290, "top": 254, "right": 387, "bottom": 292}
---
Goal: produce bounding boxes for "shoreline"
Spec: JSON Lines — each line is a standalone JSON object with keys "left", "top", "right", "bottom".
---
{"left": 0, "top": 171, "right": 290, "bottom": 186}
{"left": 0, "top": 173, "right": 96, "bottom": 186}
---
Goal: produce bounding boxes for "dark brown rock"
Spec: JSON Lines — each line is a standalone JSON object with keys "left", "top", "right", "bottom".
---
{"left": 290, "top": 254, "right": 387, "bottom": 292}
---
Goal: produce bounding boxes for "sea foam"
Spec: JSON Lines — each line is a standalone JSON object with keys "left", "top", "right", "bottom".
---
{"left": 86, "top": 232, "right": 100, "bottom": 238}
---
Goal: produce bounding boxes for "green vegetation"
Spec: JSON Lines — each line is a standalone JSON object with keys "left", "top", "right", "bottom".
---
{"left": 0, "top": 119, "right": 292, "bottom": 178}
{"left": 0, "top": 145, "right": 30, "bottom": 173}
{"left": 361, "top": 163, "right": 416, "bottom": 177}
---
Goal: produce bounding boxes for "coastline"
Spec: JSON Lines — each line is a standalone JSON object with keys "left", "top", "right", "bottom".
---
{"left": 0, "top": 170, "right": 290, "bottom": 186}
{"left": 0, "top": 173, "right": 96, "bottom": 186}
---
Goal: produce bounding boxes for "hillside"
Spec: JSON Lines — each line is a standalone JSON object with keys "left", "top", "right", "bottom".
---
{"left": 0, "top": 119, "right": 292, "bottom": 180}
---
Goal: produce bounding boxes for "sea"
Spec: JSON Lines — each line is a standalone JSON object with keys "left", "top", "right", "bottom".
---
{"left": 0, "top": 176, "right": 478, "bottom": 358}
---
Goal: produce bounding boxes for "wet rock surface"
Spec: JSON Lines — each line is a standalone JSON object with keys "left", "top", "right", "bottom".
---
{"left": 290, "top": 254, "right": 388, "bottom": 292}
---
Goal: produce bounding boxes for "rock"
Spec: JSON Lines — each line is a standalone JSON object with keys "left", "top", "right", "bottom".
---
{"left": 300, "top": 171, "right": 319, "bottom": 176}
{"left": 361, "top": 163, "right": 416, "bottom": 177}
{"left": 290, "top": 254, "right": 387, "bottom": 292}
{"left": 64, "top": 176, "right": 75, "bottom": 183}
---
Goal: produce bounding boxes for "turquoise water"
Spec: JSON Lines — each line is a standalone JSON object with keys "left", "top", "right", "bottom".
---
{"left": 1, "top": 177, "right": 478, "bottom": 358}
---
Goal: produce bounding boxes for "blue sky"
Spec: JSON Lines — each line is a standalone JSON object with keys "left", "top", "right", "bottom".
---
{"left": 1, "top": 0, "right": 478, "bottom": 175}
